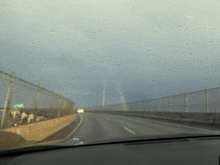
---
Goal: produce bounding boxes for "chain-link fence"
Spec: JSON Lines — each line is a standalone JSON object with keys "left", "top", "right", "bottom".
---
{"left": 0, "top": 70, "right": 76, "bottom": 129}
{"left": 85, "top": 87, "right": 220, "bottom": 114}
{"left": 126, "top": 87, "right": 219, "bottom": 113}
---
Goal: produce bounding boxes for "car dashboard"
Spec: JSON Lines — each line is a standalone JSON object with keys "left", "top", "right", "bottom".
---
{"left": 1, "top": 136, "right": 220, "bottom": 165}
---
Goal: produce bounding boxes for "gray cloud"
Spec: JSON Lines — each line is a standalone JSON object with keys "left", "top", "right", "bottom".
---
{"left": 1, "top": 0, "right": 220, "bottom": 107}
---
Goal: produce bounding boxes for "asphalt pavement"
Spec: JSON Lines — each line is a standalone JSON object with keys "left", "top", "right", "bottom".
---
{"left": 47, "top": 112, "right": 220, "bottom": 146}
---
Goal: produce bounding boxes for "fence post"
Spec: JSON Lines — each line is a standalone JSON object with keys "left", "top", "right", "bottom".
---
{"left": 49, "top": 92, "right": 54, "bottom": 119}
{"left": 64, "top": 99, "right": 68, "bottom": 115}
{"left": 184, "top": 92, "right": 188, "bottom": 112}
{"left": 147, "top": 101, "right": 149, "bottom": 111}
{"left": 58, "top": 94, "right": 62, "bottom": 117}
{"left": 206, "top": 87, "right": 209, "bottom": 113}
{"left": 170, "top": 95, "right": 173, "bottom": 112}
{"left": 64, "top": 100, "right": 67, "bottom": 109}
{"left": 34, "top": 84, "right": 40, "bottom": 122}
{"left": 159, "top": 97, "right": 162, "bottom": 112}
{"left": 144, "top": 101, "right": 146, "bottom": 111}
{"left": 0, "top": 73, "right": 3, "bottom": 109}
{"left": 151, "top": 100, "right": 154, "bottom": 111}
{"left": 71, "top": 101, "right": 74, "bottom": 114}
{"left": 66, "top": 101, "right": 70, "bottom": 115}
{"left": 1, "top": 87, "right": 10, "bottom": 128}
{"left": 5, "top": 72, "right": 15, "bottom": 128}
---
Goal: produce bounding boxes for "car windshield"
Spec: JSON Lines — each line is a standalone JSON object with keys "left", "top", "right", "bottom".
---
{"left": 1, "top": 0, "right": 220, "bottom": 151}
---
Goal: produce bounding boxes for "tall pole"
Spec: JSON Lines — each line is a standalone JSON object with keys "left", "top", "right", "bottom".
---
{"left": 50, "top": 92, "right": 54, "bottom": 109}
{"left": 49, "top": 91, "right": 54, "bottom": 119}
{"left": 143, "top": 101, "right": 146, "bottom": 111}
{"left": 34, "top": 84, "right": 40, "bottom": 122}
{"left": 71, "top": 101, "right": 75, "bottom": 114}
{"left": 206, "top": 87, "right": 209, "bottom": 113}
{"left": 102, "top": 82, "right": 105, "bottom": 106}
{"left": 151, "top": 100, "right": 154, "bottom": 111}
{"left": 0, "top": 72, "right": 3, "bottom": 110}
{"left": 67, "top": 101, "right": 71, "bottom": 115}
{"left": 159, "top": 97, "right": 162, "bottom": 112}
{"left": 170, "top": 95, "right": 173, "bottom": 112}
{"left": 1, "top": 87, "right": 10, "bottom": 128}
{"left": 58, "top": 94, "right": 62, "bottom": 117}
{"left": 184, "top": 92, "right": 188, "bottom": 112}
{"left": 5, "top": 72, "right": 15, "bottom": 128}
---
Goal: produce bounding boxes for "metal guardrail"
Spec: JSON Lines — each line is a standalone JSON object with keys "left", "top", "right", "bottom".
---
{"left": 0, "top": 70, "right": 76, "bottom": 129}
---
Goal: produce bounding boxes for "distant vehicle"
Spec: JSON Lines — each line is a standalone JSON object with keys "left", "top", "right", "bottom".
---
{"left": 77, "top": 108, "right": 84, "bottom": 113}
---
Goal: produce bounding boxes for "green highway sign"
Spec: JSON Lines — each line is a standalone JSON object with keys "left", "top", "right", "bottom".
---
{"left": 14, "top": 104, "right": 24, "bottom": 108}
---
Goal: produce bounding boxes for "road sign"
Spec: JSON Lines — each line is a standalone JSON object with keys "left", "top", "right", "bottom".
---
{"left": 14, "top": 104, "right": 24, "bottom": 108}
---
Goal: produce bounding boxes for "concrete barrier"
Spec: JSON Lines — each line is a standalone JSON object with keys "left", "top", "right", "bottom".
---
{"left": 87, "top": 110, "right": 220, "bottom": 126}
{"left": 0, "top": 113, "right": 77, "bottom": 149}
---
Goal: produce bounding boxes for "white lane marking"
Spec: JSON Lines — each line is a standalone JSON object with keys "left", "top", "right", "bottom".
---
{"left": 119, "top": 114, "right": 214, "bottom": 132}
{"left": 124, "top": 127, "right": 136, "bottom": 135}
{"left": 79, "top": 142, "right": 84, "bottom": 144}
{"left": 106, "top": 114, "right": 215, "bottom": 134}
{"left": 73, "top": 138, "right": 79, "bottom": 140}
{"left": 64, "top": 113, "right": 84, "bottom": 141}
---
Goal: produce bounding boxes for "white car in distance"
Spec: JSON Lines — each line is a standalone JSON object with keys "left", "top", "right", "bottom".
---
{"left": 77, "top": 109, "right": 84, "bottom": 113}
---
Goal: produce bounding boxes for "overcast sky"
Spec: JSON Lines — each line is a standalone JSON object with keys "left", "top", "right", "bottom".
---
{"left": 0, "top": 0, "right": 220, "bottom": 107}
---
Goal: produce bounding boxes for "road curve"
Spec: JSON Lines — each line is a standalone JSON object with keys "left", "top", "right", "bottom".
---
{"left": 51, "top": 112, "right": 220, "bottom": 145}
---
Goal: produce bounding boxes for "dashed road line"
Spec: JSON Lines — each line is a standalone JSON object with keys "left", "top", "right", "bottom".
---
{"left": 124, "top": 126, "right": 136, "bottom": 135}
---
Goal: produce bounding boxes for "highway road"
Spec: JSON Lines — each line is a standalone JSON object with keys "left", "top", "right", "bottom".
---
{"left": 41, "top": 112, "right": 220, "bottom": 146}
